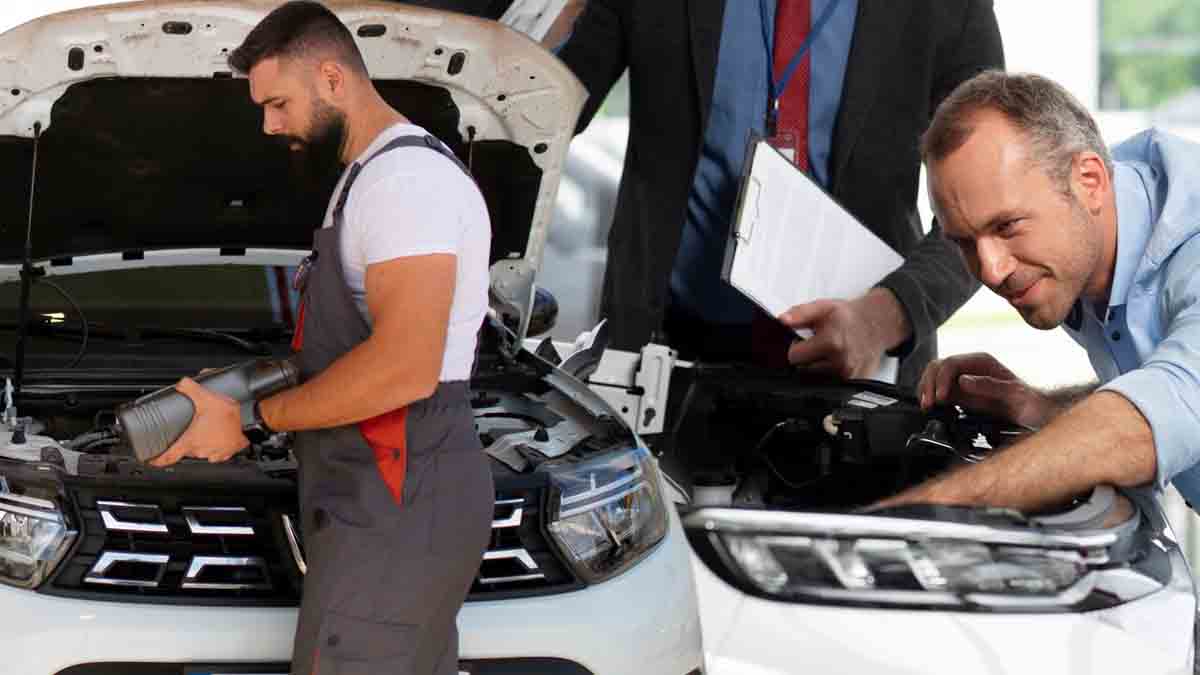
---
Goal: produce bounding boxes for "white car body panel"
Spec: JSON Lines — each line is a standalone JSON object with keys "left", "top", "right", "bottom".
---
{"left": 693, "top": 555, "right": 1193, "bottom": 675}
{"left": 459, "top": 500, "right": 702, "bottom": 674}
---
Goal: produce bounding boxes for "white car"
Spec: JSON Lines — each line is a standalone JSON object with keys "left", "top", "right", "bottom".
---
{"left": 655, "top": 361, "right": 1196, "bottom": 674}
{"left": 537, "top": 328, "right": 1191, "bottom": 673}
{"left": 0, "top": 2, "right": 702, "bottom": 674}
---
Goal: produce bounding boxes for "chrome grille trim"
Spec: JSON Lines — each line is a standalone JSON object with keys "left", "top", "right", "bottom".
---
{"left": 96, "top": 500, "right": 169, "bottom": 534}
{"left": 479, "top": 547, "right": 545, "bottom": 584}
{"left": 281, "top": 514, "right": 307, "bottom": 576}
{"left": 479, "top": 571, "right": 548, "bottom": 584}
{"left": 492, "top": 498, "right": 524, "bottom": 529}
{"left": 84, "top": 551, "right": 169, "bottom": 588}
{"left": 55, "top": 487, "right": 569, "bottom": 604}
{"left": 182, "top": 555, "right": 273, "bottom": 591}
{"left": 183, "top": 506, "right": 255, "bottom": 536}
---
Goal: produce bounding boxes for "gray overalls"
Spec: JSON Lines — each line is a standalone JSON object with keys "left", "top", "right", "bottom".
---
{"left": 289, "top": 135, "right": 493, "bottom": 675}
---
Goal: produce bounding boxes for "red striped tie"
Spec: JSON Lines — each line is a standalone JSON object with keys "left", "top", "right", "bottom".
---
{"left": 751, "top": 0, "right": 812, "bottom": 367}
{"left": 773, "top": 0, "right": 811, "bottom": 171}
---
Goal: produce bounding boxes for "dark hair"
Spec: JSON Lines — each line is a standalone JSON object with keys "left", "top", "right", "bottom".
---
{"left": 229, "top": 1, "right": 367, "bottom": 76}
{"left": 921, "top": 71, "right": 1112, "bottom": 196}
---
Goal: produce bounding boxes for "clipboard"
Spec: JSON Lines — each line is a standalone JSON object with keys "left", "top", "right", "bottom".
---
{"left": 722, "top": 134, "right": 904, "bottom": 383}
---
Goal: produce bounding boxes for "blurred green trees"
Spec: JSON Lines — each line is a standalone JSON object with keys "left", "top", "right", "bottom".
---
{"left": 1101, "top": 0, "right": 1200, "bottom": 110}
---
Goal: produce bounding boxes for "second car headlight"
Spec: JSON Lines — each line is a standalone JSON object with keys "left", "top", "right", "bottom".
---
{"left": 0, "top": 478, "right": 76, "bottom": 589}
{"left": 543, "top": 446, "right": 668, "bottom": 583}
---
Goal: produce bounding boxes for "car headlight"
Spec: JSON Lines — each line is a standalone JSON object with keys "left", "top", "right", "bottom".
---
{"left": 684, "top": 508, "right": 1147, "bottom": 612}
{"left": 0, "top": 477, "right": 76, "bottom": 589}
{"left": 542, "top": 446, "right": 668, "bottom": 583}
{"left": 723, "top": 535, "right": 1088, "bottom": 598}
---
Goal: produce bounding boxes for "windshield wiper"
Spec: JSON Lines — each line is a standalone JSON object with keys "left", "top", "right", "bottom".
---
{"left": 137, "top": 327, "right": 273, "bottom": 356}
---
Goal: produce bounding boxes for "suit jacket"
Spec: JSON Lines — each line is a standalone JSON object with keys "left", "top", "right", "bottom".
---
{"left": 557, "top": 0, "right": 1004, "bottom": 387}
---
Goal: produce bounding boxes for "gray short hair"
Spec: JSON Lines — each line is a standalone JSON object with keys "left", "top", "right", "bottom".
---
{"left": 921, "top": 71, "right": 1112, "bottom": 196}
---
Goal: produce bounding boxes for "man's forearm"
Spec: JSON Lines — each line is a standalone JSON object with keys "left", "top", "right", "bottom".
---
{"left": 1041, "top": 381, "right": 1099, "bottom": 422}
{"left": 260, "top": 334, "right": 440, "bottom": 433}
{"left": 877, "top": 390, "right": 1155, "bottom": 512}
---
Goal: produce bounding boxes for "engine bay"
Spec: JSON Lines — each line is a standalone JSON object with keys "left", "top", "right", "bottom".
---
{"left": 0, "top": 352, "right": 633, "bottom": 486}
{"left": 654, "top": 364, "right": 1030, "bottom": 510}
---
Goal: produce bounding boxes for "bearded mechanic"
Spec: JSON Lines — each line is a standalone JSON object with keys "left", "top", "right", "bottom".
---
{"left": 149, "top": 2, "right": 494, "bottom": 674}
{"left": 876, "top": 70, "right": 1200, "bottom": 516}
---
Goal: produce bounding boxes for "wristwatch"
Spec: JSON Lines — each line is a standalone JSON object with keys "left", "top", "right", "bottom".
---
{"left": 240, "top": 399, "right": 275, "bottom": 445}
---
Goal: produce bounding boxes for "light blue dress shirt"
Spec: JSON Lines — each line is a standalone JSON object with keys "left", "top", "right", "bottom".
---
{"left": 1062, "top": 129, "right": 1200, "bottom": 509}
{"left": 670, "top": 0, "right": 858, "bottom": 324}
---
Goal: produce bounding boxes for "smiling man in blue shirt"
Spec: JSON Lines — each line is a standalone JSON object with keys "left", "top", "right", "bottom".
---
{"left": 880, "top": 71, "right": 1200, "bottom": 513}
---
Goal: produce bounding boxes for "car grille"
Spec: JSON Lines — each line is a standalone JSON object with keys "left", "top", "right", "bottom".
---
{"left": 468, "top": 488, "right": 579, "bottom": 599}
{"left": 43, "top": 482, "right": 578, "bottom": 605}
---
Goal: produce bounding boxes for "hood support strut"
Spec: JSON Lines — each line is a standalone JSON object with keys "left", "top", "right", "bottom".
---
{"left": 12, "top": 122, "right": 43, "bottom": 406}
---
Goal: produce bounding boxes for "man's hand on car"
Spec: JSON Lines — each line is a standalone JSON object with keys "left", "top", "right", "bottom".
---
{"left": 918, "top": 352, "right": 1054, "bottom": 429}
{"left": 149, "top": 377, "right": 249, "bottom": 467}
{"left": 780, "top": 287, "right": 910, "bottom": 379}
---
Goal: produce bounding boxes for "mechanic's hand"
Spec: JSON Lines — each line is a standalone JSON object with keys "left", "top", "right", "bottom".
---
{"left": 867, "top": 480, "right": 952, "bottom": 512}
{"left": 918, "top": 352, "right": 1051, "bottom": 428}
{"left": 149, "top": 378, "right": 249, "bottom": 467}
{"left": 780, "top": 294, "right": 893, "bottom": 379}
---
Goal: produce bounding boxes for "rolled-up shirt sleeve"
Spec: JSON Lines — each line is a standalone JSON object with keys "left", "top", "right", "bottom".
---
{"left": 1100, "top": 235, "right": 1200, "bottom": 489}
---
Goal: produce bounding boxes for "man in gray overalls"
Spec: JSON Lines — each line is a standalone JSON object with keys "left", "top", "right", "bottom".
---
{"left": 149, "top": 3, "right": 494, "bottom": 673}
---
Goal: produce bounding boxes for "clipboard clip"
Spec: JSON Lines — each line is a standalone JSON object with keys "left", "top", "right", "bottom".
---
{"left": 735, "top": 176, "right": 763, "bottom": 243}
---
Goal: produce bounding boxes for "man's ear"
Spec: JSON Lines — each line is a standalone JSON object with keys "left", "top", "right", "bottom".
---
{"left": 316, "top": 60, "right": 345, "bottom": 100}
{"left": 1073, "top": 152, "right": 1110, "bottom": 216}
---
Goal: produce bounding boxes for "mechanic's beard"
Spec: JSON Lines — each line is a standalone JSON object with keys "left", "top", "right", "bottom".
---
{"left": 283, "top": 102, "right": 347, "bottom": 192}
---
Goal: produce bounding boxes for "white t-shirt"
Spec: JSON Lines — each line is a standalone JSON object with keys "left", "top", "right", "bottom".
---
{"left": 321, "top": 122, "right": 491, "bottom": 382}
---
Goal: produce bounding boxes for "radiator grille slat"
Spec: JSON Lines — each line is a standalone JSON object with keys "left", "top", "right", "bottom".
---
{"left": 46, "top": 485, "right": 579, "bottom": 606}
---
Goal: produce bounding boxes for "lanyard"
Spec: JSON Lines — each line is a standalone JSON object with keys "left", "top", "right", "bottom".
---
{"left": 760, "top": 0, "right": 843, "bottom": 133}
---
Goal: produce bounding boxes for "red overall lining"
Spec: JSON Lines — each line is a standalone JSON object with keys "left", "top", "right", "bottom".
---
{"left": 291, "top": 301, "right": 307, "bottom": 352}
{"left": 293, "top": 299, "right": 406, "bottom": 504}
{"left": 359, "top": 407, "right": 409, "bottom": 504}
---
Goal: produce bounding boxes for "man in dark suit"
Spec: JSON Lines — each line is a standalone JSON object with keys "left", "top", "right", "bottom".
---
{"left": 556, "top": 0, "right": 1004, "bottom": 387}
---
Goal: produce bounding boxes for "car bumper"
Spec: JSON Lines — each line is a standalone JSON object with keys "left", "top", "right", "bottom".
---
{"left": 2, "top": 508, "right": 702, "bottom": 675}
{"left": 697, "top": 557, "right": 1194, "bottom": 675}
{"left": 458, "top": 501, "right": 703, "bottom": 674}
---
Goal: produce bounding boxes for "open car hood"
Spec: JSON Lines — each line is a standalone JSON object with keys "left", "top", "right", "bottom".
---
{"left": 0, "top": 0, "right": 585, "bottom": 288}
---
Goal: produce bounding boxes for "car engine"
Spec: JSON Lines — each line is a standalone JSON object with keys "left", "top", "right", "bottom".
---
{"left": 654, "top": 364, "right": 1030, "bottom": 510}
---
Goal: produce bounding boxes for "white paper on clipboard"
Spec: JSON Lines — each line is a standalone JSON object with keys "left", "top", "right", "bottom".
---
{"left": 722, "top": 138, "right": 905, "bottom": 383}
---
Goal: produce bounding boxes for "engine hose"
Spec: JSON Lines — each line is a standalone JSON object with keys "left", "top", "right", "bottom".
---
{"left": 65, "top": 429, "right": 117, "bottom": 450}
